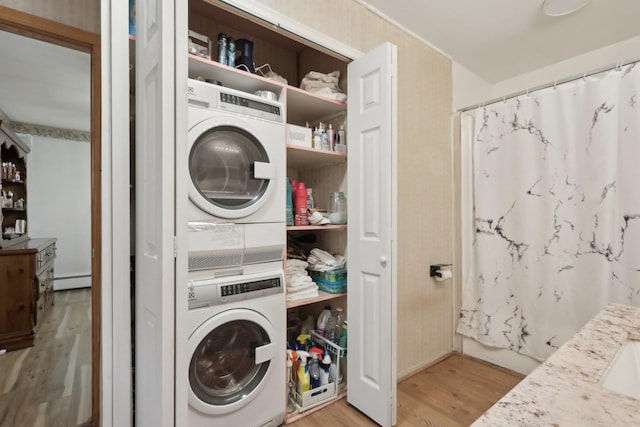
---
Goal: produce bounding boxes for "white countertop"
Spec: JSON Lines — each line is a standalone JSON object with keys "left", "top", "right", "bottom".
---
{"left": 472, "top": 303, "right": 640, "bottom": 426}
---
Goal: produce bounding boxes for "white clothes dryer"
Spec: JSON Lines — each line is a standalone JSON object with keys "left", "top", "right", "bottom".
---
{"left": 187, "top": 78, "right": 285, "bottom": 225}
{"left": 186, "top": 79, "right": 286, "bottom": 271}
{"left": 186, "top": 263, "right": 286, "bottom": 427}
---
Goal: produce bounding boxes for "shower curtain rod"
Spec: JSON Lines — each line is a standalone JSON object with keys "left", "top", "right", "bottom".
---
{"left": 458, "top": 56, "right": 640, "bottom": 113}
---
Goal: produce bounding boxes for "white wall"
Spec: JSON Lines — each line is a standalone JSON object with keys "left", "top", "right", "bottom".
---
{"left": 453, "top": 34, "right": 640, "bottom": 375}
{"left": 452, "top": 62, "right": 491, "bottom": 112}
{"left": 27, "top": 135, "right": 92, "bottom": 289}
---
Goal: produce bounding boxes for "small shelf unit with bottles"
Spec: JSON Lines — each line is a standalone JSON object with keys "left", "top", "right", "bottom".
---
{"left": 0, "top": 119, "right": 29, "bottom": 248}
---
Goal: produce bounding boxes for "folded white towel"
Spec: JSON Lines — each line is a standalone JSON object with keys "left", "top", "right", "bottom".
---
{"left": 287, "top": 284, "right": 316, "bottom": 295}
{"left": 286, "top": 287, "right": 319, "bottom": 303}
{"left": 287, "top": 259, "right": 309, "bottom": 268}
{"left": 287, "top": 276, "right": 314, "bottom": 289}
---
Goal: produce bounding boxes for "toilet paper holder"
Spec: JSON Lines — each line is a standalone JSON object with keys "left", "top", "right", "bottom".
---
{"left": 430, "top": 263, "right": 452, "bottom": 277}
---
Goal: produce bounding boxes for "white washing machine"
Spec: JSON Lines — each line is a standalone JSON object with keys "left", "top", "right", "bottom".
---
{"left": 187, "top": 262, "right": 286, "bottom": 427}
{"left": 186, "top": 79, "right": 286, "bottom": 271}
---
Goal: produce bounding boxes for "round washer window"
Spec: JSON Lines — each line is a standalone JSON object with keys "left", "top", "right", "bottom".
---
{"left": 189, "top": 126, "right": 270, "bottom": 211}
{"left": 189, "top": 319, "right": 271, "bottom": 406}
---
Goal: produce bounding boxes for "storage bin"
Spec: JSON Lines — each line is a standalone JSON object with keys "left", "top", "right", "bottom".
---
{"left": 308, "top": 268, "right": 347, "bottom": 291}
{"left": 293, "top": 381, "right": 336, "bottom": 412}
{"left": 316, "top": 282, "right": 347, "bottom": 294}
{"left": 287, "top": 124, "right": 312, "bottom": 148}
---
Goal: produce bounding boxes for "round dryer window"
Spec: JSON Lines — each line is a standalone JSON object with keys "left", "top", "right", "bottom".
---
{"left": 189, "top": 319, "right": 271, "bottom": 407}
{"left": 189, "top": 126, "right": 270, "bottom": 211}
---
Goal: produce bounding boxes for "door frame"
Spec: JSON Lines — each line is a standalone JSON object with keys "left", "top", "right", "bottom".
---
{"left": 0, "top": 6, "right": 102, "bottom": 425}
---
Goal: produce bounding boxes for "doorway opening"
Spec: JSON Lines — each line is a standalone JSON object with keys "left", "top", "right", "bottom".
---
{"left": 0, "top": 6, "right": 101, "bottom": 426}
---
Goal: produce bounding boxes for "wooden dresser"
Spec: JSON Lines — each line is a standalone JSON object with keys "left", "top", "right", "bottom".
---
{"left": 0, "top": 238, "right": 56, "bottom": 351}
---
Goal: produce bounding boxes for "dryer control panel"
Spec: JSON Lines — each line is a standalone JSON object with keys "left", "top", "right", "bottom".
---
{"left": 187, "top": 78, "right": 284, "bottom": 123}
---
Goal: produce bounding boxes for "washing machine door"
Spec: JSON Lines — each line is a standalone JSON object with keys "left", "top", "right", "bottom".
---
{"left": 188, "top": 117, "right": 277, "bottom": 220}
{"left": 188, "top": 308, "right": 277, "bottom": 415}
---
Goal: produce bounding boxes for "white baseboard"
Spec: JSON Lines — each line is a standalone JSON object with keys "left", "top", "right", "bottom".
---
{"left": 54, "top": 276, "right": 92, "bottom": 290}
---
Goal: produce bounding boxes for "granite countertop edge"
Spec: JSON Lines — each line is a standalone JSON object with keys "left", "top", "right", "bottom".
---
{"left": 471, "top": 303, "right": 640, "bottom": 426}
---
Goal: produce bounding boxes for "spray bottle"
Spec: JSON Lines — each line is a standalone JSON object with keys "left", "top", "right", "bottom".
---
{"left": 296, "top": 351, "right": 310, "bottom": 394}
{"left": 320, "top": 350, "right": 331, "bottom": 386}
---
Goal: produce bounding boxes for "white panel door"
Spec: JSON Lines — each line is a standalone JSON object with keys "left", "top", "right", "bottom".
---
{"left": 347, "top": 42, "right": 397, "bottom": 426}
{"left": 135, "top": 0, "right": 176, "bottom": 426}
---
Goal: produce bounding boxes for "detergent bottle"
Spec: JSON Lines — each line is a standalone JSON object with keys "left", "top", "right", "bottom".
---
{"left": 296, "top": 351, "right": 310, "bottom": 394}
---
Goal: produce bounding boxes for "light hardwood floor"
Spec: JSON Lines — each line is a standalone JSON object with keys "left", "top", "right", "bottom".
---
{"left": 290, "top": 353, "right": 524, "bottom": 427}
{"left": 0, "top": 289, "right": 92, "bottom": 427}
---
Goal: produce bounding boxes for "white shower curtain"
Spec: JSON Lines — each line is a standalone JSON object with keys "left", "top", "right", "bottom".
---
{"left": 457, "top": 63, "right": 640, "bottom": 361}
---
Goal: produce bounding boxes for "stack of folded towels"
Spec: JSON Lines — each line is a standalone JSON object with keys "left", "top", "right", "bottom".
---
{"left": 299, "top": 70, "right": 347, "bottom": 102}
{"left": 285, "top": 259, "right": 318, "bottom": 303}
{"left": 307, "top": 248, "right": 346, "bottom": 272}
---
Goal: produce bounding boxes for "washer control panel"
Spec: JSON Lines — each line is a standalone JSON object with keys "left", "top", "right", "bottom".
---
{"left": 220, "top": 277, "right": 282, "bottom": 297}
{"left": 188, "top": 271, "right": 283, "bottom": 309}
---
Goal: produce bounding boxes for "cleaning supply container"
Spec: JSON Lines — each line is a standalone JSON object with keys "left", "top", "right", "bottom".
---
{"left": 327, "top": 192, "right": 347, "bottom": 224}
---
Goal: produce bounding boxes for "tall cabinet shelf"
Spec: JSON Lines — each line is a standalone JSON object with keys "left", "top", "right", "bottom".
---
{"left": 186, "top": 0, "right": 350, "bottom": 422}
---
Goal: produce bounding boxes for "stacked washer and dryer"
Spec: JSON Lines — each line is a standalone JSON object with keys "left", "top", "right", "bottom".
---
{"left": 185, "top": 78, "right": 286, "bottom": 427}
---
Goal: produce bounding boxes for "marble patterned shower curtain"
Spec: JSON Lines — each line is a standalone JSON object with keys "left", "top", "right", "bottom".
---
{"left": 457, "top": 63, "right": 640, "bottom": 361}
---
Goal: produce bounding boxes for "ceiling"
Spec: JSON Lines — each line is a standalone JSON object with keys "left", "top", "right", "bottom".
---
{"left": 363, "top": 0, "right": 640, "bottom": 83}
{"left": 1, "top": 1, "right": 639, "bottom": 130}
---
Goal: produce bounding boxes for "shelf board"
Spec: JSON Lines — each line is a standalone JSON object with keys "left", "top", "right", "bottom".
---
{"left": 188, "top": 54, "right": 284, "bottom": 97}
{"left": 187, "top": 55, "right": 346, "bottom": 126}
{"left": 287, "top": 290, "right": 347, "bottom": 309}
{"left": 286, "top": 145, "right": 347, "bottom": 169}
{"left": 285, "top": 85, "right": 347, "bottom": 126}
{"left": 287, "top": 224, "right": 347, "bottom": 231}
{"left": 2, "top": 207, "right": 25, "bottom": 212}
{"left": 1, "top": 179, "right": 24, "bottom": 184}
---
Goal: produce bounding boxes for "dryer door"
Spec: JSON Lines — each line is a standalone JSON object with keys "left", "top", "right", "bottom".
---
{"left": 188, "top": 308, "right": 277, "bottom": 415}
{"left": 188, "top": 118, "right": 277, "bottom": 219}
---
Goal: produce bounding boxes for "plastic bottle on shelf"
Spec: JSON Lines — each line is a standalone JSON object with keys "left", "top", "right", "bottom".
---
{"left": 286, "top": 177, "right": 294, "bottom": 226}
{"left": 293, "top": 182, "right": 309, "bottom": 226}
{"left": 217, "top": 33, "right": 228, "bottom": 65}
{"left": 316, "top": 306, "right": 332, "bottom": 337}
{"left": 296, "top": 351, "right": 310, "bottom": 394}
{"left": 339, "top": 320, "right": 348, "bottom": 349}
{"left": 312, "top": 126, "right": 322, "bottom": 149}
{"left": 327, "top": 123, "right": 335, "bottom": 151}
{"left": 320, "top": 123, "right": 330, "bottom": 150}
{"left": 325, "top": 310, "right": 338, "bottom": 343}
{"left": 306, "top": 187, "right": 314, "bottom": 211}
{"left": 309, "top": 352, "right": 321, "bottom": 389}
{"left": 226, "top": 37, "right": 235, "bottom": 67}
{"left": 338, "top": 124, "right": 346, "bottom": 146}
{"left": 333, "top": 307, "right": 344, "bottom": 343}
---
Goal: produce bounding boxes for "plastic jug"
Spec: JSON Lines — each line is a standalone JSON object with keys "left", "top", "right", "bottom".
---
{"left": 316, "top": 306, "right": 332, "bottom": 337}
{"left": 294, "top": 182, "right": 309, "bottom": 226}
